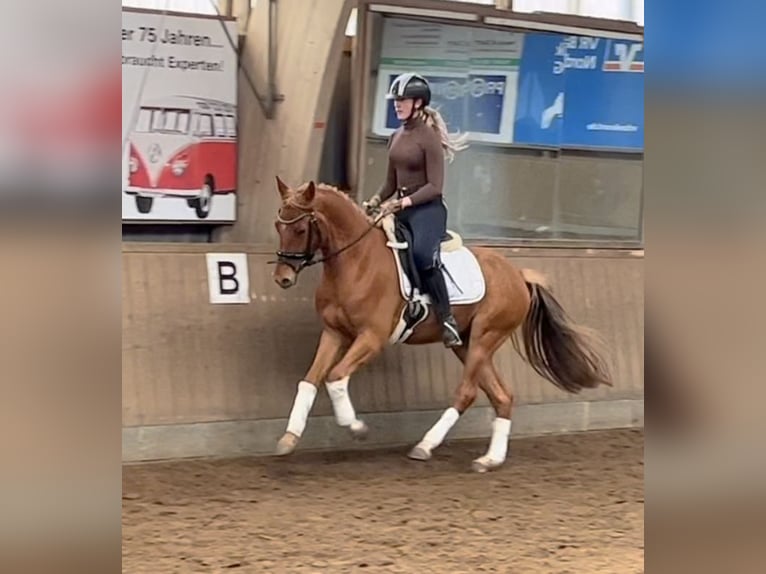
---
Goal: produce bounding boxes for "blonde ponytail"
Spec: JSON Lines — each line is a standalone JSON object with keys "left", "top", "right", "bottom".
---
{"left": 421, "top": 106, "right": 469, "bottom": 163}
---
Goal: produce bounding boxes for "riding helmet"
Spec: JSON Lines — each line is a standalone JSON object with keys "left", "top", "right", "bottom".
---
{"left": 386, "top": 73, "right": 431, "bottom": 106}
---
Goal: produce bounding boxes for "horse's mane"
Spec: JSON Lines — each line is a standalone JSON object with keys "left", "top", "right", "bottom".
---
{"left": 287, "top": 182, "right": 368, "bottom": 220}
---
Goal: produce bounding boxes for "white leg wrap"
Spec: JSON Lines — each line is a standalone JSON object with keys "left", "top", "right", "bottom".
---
{"left": 485, "top": 418, "right": 512, "bottom": 462}
{"left": 419, "top": 407, "right": 460, "bottom": 451}
{"left": 325, "top": 376, "right": 365, "bottom": 431}
{"left": 285, "top": 381, "right": 318, "bottom": 437}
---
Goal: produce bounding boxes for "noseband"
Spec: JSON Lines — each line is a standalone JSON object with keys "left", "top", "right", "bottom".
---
{"left": 270, "top": 202, "right": 379, "bottom": 272}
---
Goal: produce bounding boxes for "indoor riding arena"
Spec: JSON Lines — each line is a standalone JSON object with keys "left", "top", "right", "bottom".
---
{"left": 122, "top": 0, "right": 644, "bottom": 572}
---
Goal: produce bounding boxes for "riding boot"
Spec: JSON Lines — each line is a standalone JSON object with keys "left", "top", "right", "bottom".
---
{"left": 422, "top": 266, "right": 463, "bottom": 348}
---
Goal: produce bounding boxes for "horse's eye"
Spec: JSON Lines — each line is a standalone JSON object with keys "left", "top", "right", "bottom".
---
{"left": 296, "top": 228, "right": 306, "bottom": 235}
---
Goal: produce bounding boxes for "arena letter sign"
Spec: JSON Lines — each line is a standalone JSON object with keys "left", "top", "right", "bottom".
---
{"left": 206, "top": 253, "right": 250, "bottom": 304}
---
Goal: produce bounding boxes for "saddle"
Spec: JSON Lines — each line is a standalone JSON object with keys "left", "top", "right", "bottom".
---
{"left": 372, "top": 214, "right": 486, "bottom": 344}
{"left": 378, "top": 214, "right": 463, "bottom": 298}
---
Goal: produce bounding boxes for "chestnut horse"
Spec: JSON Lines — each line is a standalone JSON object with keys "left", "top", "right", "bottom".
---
{"left": 271, "top": 178, "right": 611, "bottom": 472}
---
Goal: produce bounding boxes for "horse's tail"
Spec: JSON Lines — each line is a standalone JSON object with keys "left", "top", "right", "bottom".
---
{"left": 511, "top": 269, "right": 612, "bottom": 393}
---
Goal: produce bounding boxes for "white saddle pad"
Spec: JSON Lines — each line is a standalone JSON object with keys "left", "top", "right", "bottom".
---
{"left": 391, "top": 245, "right": 486, "bottom": 306}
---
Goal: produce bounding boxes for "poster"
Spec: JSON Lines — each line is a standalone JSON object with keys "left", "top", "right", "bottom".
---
{"left": 122, "top": 8, "right": 238, "bottom": 223}
{"left": 512, "top": 32, "right": 565, "bottom": 146}
{"left": 512, "top": 32, "right": 644, "bottom": 150}
{"left": 561, "top": 37, "right": 644, "bottom": 149}
{"left": 372, "top": 19, "right": 522, "bottom": 143}
{"left": 466, "top": 27, "right": 523, "bottom": 141}
{"left": 372, "top": 17, "right": 644, "bottom": 152}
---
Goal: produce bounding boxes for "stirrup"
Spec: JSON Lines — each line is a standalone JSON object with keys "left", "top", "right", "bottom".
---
{"left": 442, "top": 318, "right": 463, "bottom": 347}
{"left": 443, "top": 332, "right": 463, "bottom": 348}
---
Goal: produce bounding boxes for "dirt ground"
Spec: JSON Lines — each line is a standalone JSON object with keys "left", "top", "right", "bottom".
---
{"left": 123, "top": 428, "right": 643, "bottom": 573}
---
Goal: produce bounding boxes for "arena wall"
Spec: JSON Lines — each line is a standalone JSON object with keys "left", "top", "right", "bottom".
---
{"left": 123, "top": 244, "right": 643, "bottom": 461}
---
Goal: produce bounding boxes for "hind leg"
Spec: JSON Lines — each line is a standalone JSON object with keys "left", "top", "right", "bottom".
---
{"left": 435, "top": 332, "right": 515, "bottom": 472}
{"left": 472, "top": 364, "right": 514, "bottom": 473}
{"left": 407, "top": 343, "right": 483, "bottom": 461}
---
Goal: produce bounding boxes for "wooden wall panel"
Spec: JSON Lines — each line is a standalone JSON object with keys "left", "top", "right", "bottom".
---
{"left": 123, "top": 246, "right": 643, "bottom": 427}
{"left": 217, "top": 0, "right": 355, "bottom": 245}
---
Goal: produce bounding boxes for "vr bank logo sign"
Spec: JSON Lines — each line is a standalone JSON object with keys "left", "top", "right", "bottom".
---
{"left": 602, "top": 41, "right": 644, "bottom": 72}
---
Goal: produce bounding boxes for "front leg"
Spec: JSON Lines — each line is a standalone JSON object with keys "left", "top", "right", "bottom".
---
{"left": 324, "top": 330, "right": 386, "bottom": 439}
{"left": 276, "top": 328, "right": 346, "bottom": 456}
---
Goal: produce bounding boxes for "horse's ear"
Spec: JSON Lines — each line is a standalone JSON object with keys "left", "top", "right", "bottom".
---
{"left": 275, "top": 176, "right": 290, "bottom": 201}
{"left": 302, "top": 181, "right": 316, "bottom": 204}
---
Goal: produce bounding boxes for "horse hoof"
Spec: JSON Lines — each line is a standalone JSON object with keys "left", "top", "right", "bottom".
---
{"left": 408, "top": 445, "right": 432, "bottom": 461}
{"left": 471, "top": 456, "right": 503, "bottom": 474}
{"left": 349, "top": 420, "right": 369, "bottom": 441}
{"left": 275, "top": 433, "right": 299, "bottom": 456}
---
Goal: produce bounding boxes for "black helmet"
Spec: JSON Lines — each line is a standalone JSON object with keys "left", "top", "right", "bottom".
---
{"left": 386, "top": 73, "right": 431, "bottom": 107}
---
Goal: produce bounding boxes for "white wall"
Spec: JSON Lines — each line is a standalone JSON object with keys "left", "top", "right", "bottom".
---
{"left": 344, "top": 1, "right": 644, "bottom": 36}
{"left": 121, "top": 0, "right": 219, "bottom": 14}
{"left": 514, "top": 0, "right": 643, "bottom": 25}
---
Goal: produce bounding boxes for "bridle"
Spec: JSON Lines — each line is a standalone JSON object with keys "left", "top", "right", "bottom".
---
{"left": 269, "top": 202, "right": 380, "bottom": 273}
{"left": 270, "top": 208, "right": 320, "bottom": 272}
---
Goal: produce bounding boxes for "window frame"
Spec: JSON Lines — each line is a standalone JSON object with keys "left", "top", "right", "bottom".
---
{"left": 352, "top": 2, "right": 644, "bottom": 249}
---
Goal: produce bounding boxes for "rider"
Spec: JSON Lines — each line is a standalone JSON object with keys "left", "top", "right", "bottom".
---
{"left": 365, "top": 73, "right": 468, "bottom": 348}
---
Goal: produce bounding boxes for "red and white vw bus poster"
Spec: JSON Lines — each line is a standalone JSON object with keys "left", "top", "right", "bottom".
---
{"left": 122, "top": 8, "right": 238, "bottom": 222}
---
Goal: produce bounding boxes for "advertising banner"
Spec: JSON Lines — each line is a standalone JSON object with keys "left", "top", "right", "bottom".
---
{"left": 560, "top": 37, "right": 644, "bottom": 149}
{"left": 510, "top": 31, "right": 644, "bottom": 150}
{"left": 462, "top": 27, "right": 522, "bottom": 141}
{"left": 372, "top": 18, "right": 643, "bottom": 152}
{"left": 512, "top": 32, "right": 565, "bottom": 147}
{"left": 122, "top": 8, "right": 238, "bottom": 223}
{"left": 372, "top": 19, "right": 522, "bottom": 143}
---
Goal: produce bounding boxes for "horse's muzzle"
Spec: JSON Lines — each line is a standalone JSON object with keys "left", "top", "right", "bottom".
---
{"left": 272, "top": 262, "right": 299, "bottom": 289}
{"left": 276, "top": 275, "right": 295, "bottom": 289}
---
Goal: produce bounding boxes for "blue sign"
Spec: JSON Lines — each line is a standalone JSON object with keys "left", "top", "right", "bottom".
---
{"left": 512, "top": 33, "right": 564, "bottom": 146}
{"left": 513, "top": 33, "right": 644, "bottom": 150}
{"left": 562, "top": 38, "right": 644, "bottom": 150}
{"left": 383, "top": 73, "right": 509, "bottom": 136}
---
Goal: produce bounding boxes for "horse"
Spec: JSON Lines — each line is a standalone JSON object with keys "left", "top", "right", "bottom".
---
{"left": 270, "top": 177, "right": 611, "bottom": 472}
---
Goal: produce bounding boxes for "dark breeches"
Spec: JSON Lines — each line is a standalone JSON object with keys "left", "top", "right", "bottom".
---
{"left": 397, "top": 198, "right": 453, "bottom": 322}
{"left": 396, "top": 199, "right": 447, "bottom": 271}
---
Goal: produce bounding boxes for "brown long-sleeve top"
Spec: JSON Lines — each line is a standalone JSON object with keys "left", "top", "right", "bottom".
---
{"left": 377, "top": 116, "right": 445, "bottom": 206}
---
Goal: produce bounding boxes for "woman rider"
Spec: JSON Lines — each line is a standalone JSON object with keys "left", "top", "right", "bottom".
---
{"left": 364, "top": 73, "right": 469, "bottom": 348}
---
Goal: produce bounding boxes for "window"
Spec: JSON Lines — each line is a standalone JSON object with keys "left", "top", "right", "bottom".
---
{"left": 134, "top": 108, "right": 190, "bottom": 133}
{"left": 213, "top": 114, "right": 225, "bottom": 137}
{"left": 195, "top": 113, "right": 213, "bottom": 137}
{"left": 162, "top": 109, "right": 190, "bottom": 133}
{"left": 134, "top": 108, "right": 154, "bottom": 132}
{"left": 224, "top": 114, "right": 237, "bottom": 137}
{"left": 360, "top": 15, "right": 643, "bottom": 245}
